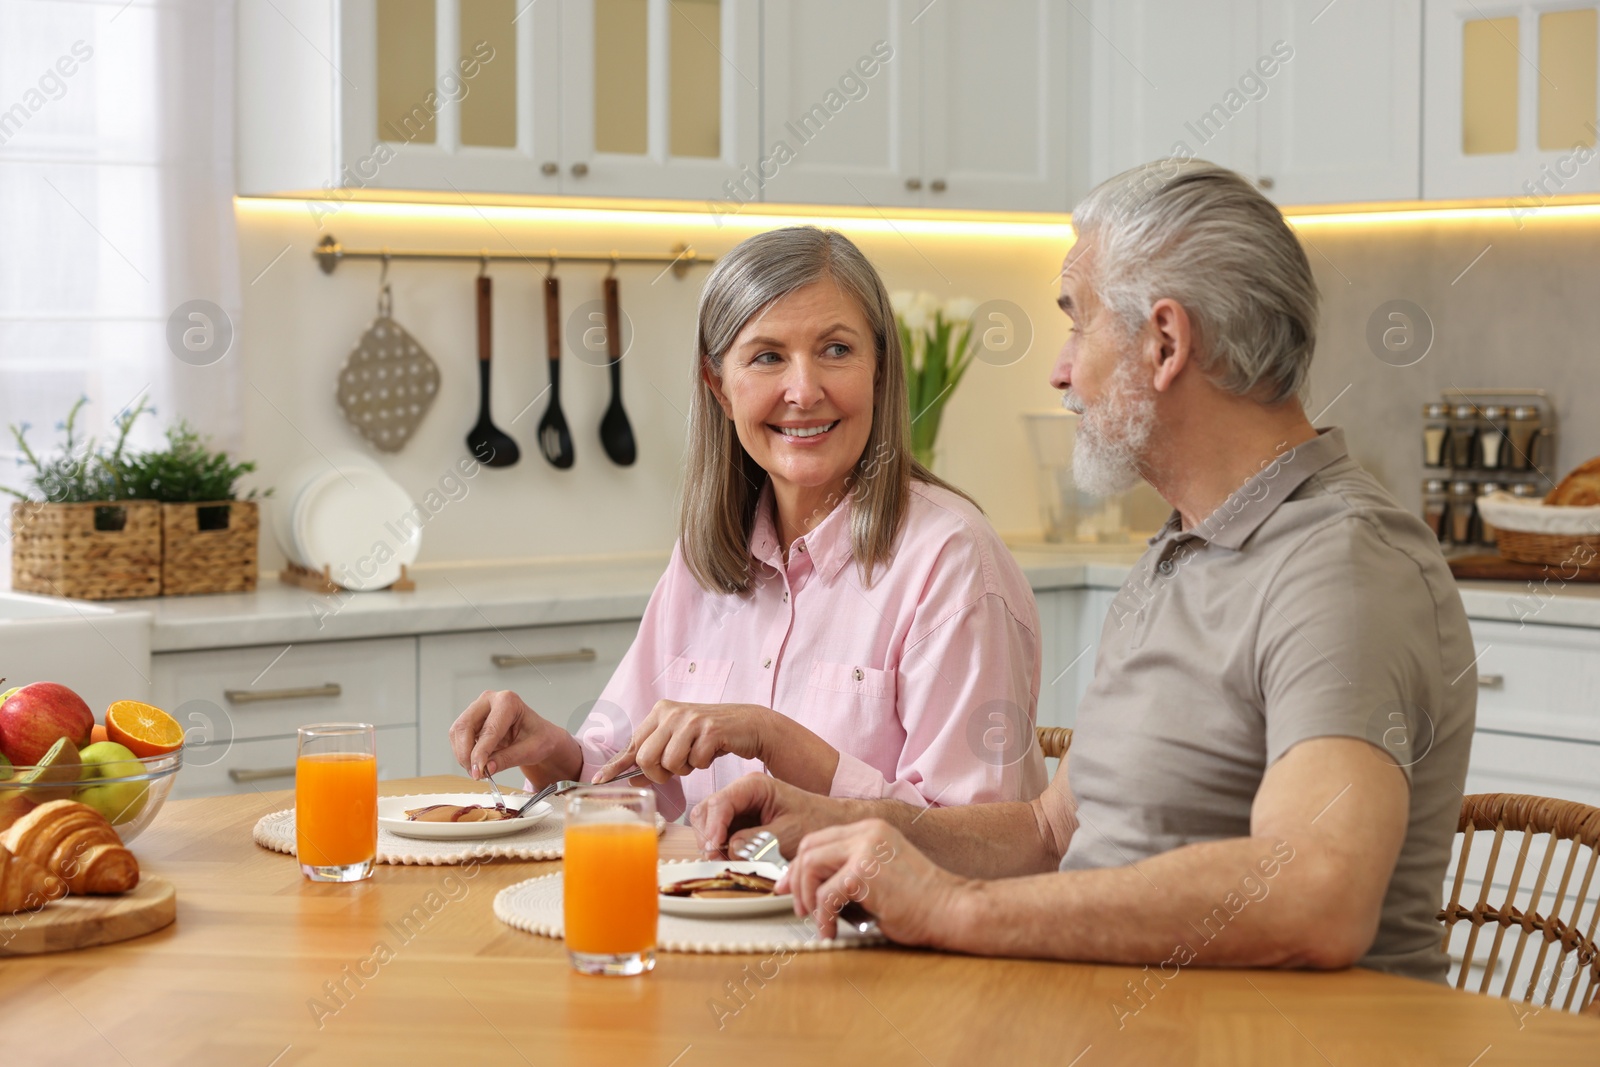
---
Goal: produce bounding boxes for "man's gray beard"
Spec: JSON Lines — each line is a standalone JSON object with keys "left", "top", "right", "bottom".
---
{"left": 1069, "top": 357, "right": 1156, "bottom": 497}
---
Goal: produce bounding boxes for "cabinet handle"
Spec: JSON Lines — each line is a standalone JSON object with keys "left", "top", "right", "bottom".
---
{"left": 228, "top": 766, "right": 296, "bottom": 783}
{"left": 571, "top": 162, "right": 589, "bottom": 177}
{"left": 1477, "top": 673, "right": 1504, "bottom": 690}
{"left": 540, "top": 161, "right": 558, "bottom": 176}
{"left": 905, "top": 177, "right": 922, "bottom": 190}
{"left": 930, "top": 179, "right": 947, "bottom": 192}
{"left": 492, "top": 649, "right": 598, "bottom": 669}
{"left": 1257, "top": 176, "right": 1275, "bottom": 190}
{"left": 224, "top": 683, "right": 343, "bottom": 705}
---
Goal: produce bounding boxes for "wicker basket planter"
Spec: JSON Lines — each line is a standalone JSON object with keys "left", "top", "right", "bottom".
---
{"left": 160, "top": 500, "right": 259, "bottom": 596}
{"left": 9, "top": 500, "right": 162, "bottom": 600}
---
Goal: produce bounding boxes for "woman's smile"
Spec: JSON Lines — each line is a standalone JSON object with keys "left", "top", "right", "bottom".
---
{"left": 770, "top": 419, "right": 841, "bottom": 444}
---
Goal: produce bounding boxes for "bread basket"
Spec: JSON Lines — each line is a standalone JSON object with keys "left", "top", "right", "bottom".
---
{"left": 1477, "top": 492, "right": 1600, "bottom": 570}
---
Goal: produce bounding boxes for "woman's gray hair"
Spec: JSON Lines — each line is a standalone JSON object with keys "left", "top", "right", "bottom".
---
{"left": 1069, "top": 159, "right": 1319, "bottom": 405}
{"left": 681, "top": 226, "right": 970, "bottom": 594}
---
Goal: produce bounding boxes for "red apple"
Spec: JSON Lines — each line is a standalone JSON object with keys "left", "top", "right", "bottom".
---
{"left": 0, "top": 683, "right": 94, "bottom": 767}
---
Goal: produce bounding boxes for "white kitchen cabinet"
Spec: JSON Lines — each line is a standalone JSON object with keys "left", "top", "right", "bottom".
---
{"left": 1034, "top": 585, "right": 1115, "bottom": 731}
{"left": 238, "top": 0, "right": 758, "bottom": 201}
{"left": 559, "top": 0, "right": 762, "bottom": 201}
{"left": 170, "top": 726, "right": 418, "bottom": 801}
{"left": 1088, "top": 0, "right": 1421, "bottom": 206}
{"left": 153, "top": 634, "right": 419, "bottom": 732}
{"left": 758, "top": 0, "right": 1074, "bottom": 212}
{"left": 1424, "top": 2, "right": 1600, "bottom": 201}
{"left": 1461, "top": 619, "right": 1600, "bottom": 807}
{"left": 238, "top": 0, "right": 563, "bottom": 197}
{"left": 1089, "top": 0, "right": 1262, "bottom": 185}
{"left": 1255, "top": 0, "right": 1421, "bottom": 204}
{"left": 416, "top": 620, "right": 638, "bottom": 784}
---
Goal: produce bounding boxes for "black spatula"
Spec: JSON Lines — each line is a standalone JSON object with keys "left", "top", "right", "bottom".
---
{"left": 466, "top": 275, "right": 519, "bottom": 467}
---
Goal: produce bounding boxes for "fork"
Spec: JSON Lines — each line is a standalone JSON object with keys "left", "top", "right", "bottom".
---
{"left": 734, "top": 831, "right": 881, "bottom": 936}
{"left": 475, "top": 764, "right": 508, "bottom": 813}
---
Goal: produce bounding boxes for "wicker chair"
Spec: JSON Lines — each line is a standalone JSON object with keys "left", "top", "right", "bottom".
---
{"left": 1036, "top": 726, "right": 1073, "bottom": 762}
{"left": 1439, "top": 792, "right": 1600, "bottom": 1017}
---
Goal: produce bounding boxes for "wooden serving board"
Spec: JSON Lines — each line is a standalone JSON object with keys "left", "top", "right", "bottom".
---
{"left": 1448, "top": 553, "right": 1600, "bottom": 582}
{"left": 0, "top": 875, "right": 175, "bottom": 957}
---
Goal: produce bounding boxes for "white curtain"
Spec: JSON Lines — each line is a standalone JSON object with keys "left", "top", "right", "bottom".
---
{"left": 0, "top": 0, "right": 240, "bottom": 587}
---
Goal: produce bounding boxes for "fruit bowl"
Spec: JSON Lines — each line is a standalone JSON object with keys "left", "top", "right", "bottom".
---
{"left": 0, "top": 749, "right": 181, "bottom": 844}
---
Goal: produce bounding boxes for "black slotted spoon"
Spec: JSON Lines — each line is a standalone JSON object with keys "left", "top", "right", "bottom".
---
{"left": 599, "top": 275, "right": 637, "bottom": 466}
{"left": 537, "top": 274, "right": 575, "bottom": 469}
{"left": 466, "top": 273, "right": 519, "bottom": 467}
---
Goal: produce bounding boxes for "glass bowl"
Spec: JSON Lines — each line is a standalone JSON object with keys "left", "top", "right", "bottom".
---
{"left": 0, "top": 749, "right": 182, "bottom": 843}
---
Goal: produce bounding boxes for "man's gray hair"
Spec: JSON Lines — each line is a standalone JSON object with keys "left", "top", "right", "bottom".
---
{"left": 1069, "top": 159, "right": 1319, "bottom": 405}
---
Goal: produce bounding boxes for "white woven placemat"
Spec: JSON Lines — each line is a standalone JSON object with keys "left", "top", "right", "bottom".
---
{"left": 252, "top": 796, "right": 663, "bottom": 866}
{"left": 494, "top": 864, "right": 885, "bottom": 954}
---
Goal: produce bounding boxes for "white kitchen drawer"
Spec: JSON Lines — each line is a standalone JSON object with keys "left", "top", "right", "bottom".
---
{"left": 417, "top": 621, "right": 638, "bottom": 782}
{"left": 1468, "top": 620, "right": 1600, "bottom": 743}
{"left": 169, "top": 725, "right": 417, "bottom": 801}
{"left": 152, "top": 637, "right": 419, "bottom": 745}
{"left": 1466, "top": 730, "right": 1600, "bottom": 808}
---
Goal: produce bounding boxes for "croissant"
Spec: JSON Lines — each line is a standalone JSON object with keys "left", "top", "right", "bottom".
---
{"left": 0, "top": 843, "right": 65, "bottom": 913}
{"left": 0, "top": 800, "right": 139, "bottom": 895}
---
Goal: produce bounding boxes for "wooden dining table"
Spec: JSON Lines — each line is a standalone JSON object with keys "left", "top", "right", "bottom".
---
{"left": 2, "top": 775, "right": 1595, "bottom": 1066}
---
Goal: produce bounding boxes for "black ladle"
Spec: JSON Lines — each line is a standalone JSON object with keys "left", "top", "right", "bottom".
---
{"left": 466, "top": 274, "right": 519, "bottom": 467}
{"left": 599, "top": 275, "right": 637, "bottom": 466}
{"left": 537, "top": 274, "right": 575, "bottom": 469}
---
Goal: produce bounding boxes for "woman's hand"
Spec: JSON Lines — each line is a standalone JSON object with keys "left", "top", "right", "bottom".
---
{"left": 448, "top": 690, "right": 581, "bottom": 787}
{"left": 593, "top": 701, "right": 839, "bottom": 793}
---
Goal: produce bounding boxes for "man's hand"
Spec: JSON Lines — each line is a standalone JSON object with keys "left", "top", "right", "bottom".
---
{"left": 690, "top": 773, "right": 857, "bottom": 858}
{"left": 448, "top": 690, "right": 578, "bottom": 786}
{"left": 783, "top": 820, "right": 972, "bottom": 944}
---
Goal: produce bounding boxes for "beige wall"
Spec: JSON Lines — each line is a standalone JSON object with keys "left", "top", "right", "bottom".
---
{"left": 234, "top": 199, "right": 1598, "bottom": 572}
{"left": 236, "top": 201, "right": 1071, "bottom": 570}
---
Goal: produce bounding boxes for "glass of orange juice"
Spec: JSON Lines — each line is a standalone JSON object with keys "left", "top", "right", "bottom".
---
{"left": 295, "top": 722, "right": 378, "bottom": 883}
{"left": 563, "top": 785, "right": 657, "bottom": 975}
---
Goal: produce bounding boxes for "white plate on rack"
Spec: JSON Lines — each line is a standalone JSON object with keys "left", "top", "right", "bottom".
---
{"left": 271, "top": 452, "right": 381, "bottom": 567}
{"left": 294, "top": 464, "right": 419, "bottom": 590}
{"left": 378, "top": 793, "right": 553, "bottom": 840}
{"left": 657, "top": 860, "right": 794, "bottom": 919}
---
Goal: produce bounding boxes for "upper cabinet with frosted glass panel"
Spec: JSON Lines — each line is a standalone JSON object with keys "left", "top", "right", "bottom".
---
{"left": 236, "top": 0, "right": 757, "bottom": 200}
{"left": 1424, "top": 2, "right": 1600, "bottom": 200}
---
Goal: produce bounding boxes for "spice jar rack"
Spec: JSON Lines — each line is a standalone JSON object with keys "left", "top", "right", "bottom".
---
{"left": 1421, "top": 388, "right": 1556, "bottom": 550}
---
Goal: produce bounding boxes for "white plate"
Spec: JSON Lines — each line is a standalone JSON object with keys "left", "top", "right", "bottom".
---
{"left": 271, "top": 452, "right": 381, "bottom": 566}
{"left": 294, "top": 464, "right": 420, "bottom": 590}
{"left": 658, "top": 860, "right": 794, "bottom": 919}
{"left": 379, "top": 793, "right": 552, "bottom": 840}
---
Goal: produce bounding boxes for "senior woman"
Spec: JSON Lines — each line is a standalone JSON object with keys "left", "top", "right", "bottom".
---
{"left": 451, "top": 226, "right": 1046, "bottom": 819}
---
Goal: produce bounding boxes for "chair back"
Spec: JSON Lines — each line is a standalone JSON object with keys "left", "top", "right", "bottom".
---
{"left": 1036, "top": 726, "right": 1073, "bottom": 762}
{"left": 1439, "top": 792, "right": 1600, "bottom": 1016}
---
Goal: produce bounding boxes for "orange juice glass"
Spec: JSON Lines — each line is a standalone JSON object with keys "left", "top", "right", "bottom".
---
{"left": 563, "top": 785, "right": 657, "bottom": 975}
{"left": 295, "top": 722, "right": 377, "bottom": 883}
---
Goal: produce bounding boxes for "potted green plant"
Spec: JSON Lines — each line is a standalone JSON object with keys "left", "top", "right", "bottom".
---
{"left": 3, "top": 398, "right": 162, "bottom": 600}
{"left": 892, "top": 291, "right": 978, "bottom": 470}
{"left": 121, "top": 422, "right": 268, "bottom": 596}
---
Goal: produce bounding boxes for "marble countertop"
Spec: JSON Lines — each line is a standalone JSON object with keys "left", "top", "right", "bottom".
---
{"left": 90, "top": 542, "right": 1600, "bottom": 653}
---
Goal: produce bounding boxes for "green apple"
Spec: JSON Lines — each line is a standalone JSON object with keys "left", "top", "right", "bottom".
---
{"left": 0, "top": 686, "right": 21, "bottom": 703}
{"left": 76, "top": 741, "right": 148, "bottom": 825}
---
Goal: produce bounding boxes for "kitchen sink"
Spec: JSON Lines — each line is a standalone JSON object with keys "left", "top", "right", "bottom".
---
{"left": 0, "top": 591, "right": 153, "bottom": 711}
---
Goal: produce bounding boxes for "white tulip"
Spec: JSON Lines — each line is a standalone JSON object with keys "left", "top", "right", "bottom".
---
{"left": 900, "top": 301, "right": 931, "bottom": 334}
{"left": 888, "top": 289, "right": 915, "bottom": 315}
{"left": 942, "top": 296, "right": 979, "bottom": 325}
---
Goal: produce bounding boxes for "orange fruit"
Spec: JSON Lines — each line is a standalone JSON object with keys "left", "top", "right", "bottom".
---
{"left": 89, "top": 723, "right": 108, "bottom": 745}
{"left": 105, "top": 700, "right": 183, "bottom": 757}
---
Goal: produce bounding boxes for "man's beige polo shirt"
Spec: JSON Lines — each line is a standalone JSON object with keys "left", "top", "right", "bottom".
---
{"left": 1063, "top": 427, "right": 1477, "bottom": 982}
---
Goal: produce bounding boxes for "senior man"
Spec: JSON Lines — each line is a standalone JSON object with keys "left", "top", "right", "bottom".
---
{"left": 693, "top": 159, "right": 1476, "bottom": 984}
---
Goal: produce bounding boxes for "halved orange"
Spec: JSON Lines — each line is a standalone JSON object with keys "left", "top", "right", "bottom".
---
{"left": 105, "top": 700, "right": 184, "bottom": 757}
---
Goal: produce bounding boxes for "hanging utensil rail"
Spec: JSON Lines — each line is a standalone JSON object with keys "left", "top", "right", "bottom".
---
{"left": 314, "top": 235, "right": 713, "bottom": 279}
